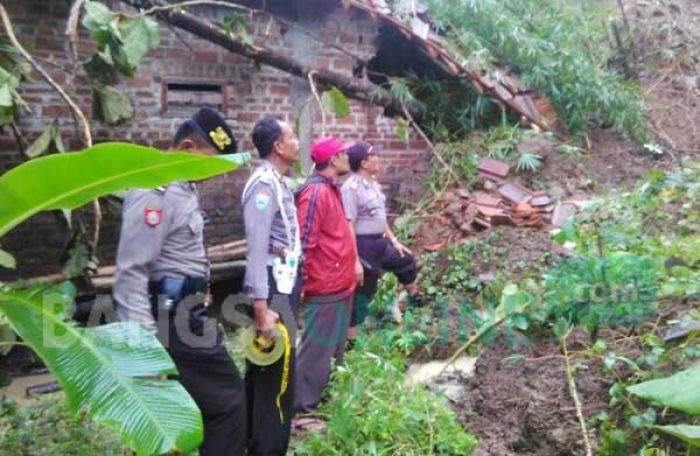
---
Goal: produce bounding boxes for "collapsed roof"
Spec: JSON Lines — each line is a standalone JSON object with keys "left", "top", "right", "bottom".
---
{"left": 342, "top": 0, "right": 560, "bottom": 134}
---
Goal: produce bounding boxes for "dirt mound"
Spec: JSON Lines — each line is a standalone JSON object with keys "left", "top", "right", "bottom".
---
{"left": 456, "top": 336, "right": 611, "bottom": 456}
{"left": 529, "top": 129, "right": 672, "bottom": 194}
{"left": 627, "top": 0, "right": 700, "bottom": 156}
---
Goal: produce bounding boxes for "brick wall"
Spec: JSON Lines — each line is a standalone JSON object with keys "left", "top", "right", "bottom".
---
{"left": 0, "top": 0, "right": 429, "bottom": 280}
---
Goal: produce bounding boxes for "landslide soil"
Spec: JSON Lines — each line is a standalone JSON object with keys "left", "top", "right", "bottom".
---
{"left": 410, "top": 1, "right": 700, "bottom": 452}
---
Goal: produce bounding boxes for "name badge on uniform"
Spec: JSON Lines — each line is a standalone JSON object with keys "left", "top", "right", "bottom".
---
{"left": 144, "top": 207, "right": 163, "bottom": 227}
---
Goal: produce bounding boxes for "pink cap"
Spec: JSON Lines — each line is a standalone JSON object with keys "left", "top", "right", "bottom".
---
{"left": 310, "top": 137, "right": 353, "bottom": 164}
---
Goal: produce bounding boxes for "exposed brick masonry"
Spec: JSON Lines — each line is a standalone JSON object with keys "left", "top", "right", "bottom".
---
{"left": 0, "top": 0, "right": 429, "bottom": 279}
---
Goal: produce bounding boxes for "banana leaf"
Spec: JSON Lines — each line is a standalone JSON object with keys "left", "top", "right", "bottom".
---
{"left": 627, "top": 366, "right": 700, "bottom": 415}
{"left": 0, "top": 313, "right": 14, "bottom": 355}
{"left": 0, "top": 246, "right": 15, "bottom": 269}
{"left": 655, "top": 424, "right": 700, "bottom": 448}
{"left": 0, "top": 286, "right": 203, "bottom": 455}
{"left": 0, "top": 142, "right": 241, "bottom": 237}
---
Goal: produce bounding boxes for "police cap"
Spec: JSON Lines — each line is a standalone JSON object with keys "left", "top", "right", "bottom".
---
{"left": 182, "top": 107, "right": 238, "bottom": 154}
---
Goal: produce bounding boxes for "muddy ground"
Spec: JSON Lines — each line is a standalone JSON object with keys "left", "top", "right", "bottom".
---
{"left": 458, "top": 337, "right": 610, "bottom": 456}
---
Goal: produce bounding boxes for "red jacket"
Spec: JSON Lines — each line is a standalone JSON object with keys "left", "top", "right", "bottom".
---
{"left": 296, "top": 172, "right": 357, "bottom": 298}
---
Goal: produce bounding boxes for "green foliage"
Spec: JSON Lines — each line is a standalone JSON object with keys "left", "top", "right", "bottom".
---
{"left": 544, "top": 252, "right": 659, "bottom": 336}
{"left": 428, "top": 143, "right": 479, "bottom": 192}
{"left": 627, "top": 366, "right": 700, "bottom": 416}
{"left": 388, "top": 77, "right": 423, "bottom": 109}
{"left": 222, "top": 14, "right": 253, "bottom": 46}
{"left": 654, "top": 425, "right": 700, "bottom": 448}
{"left": 0, "top": 247, "right": 15, "bottom": 269}
{"left": 24, "top": 118, "right": 65, "bottom": 158}
{"left": 292, "top": 334, "right": 477, "bottom": 455}
{"left": 82, "top": 2, "right": 159, "bottom": 79}
{"left": 555, "top": 163, "right": 700, "bottom": 300}
{"left": 81, "top": 1, "right": 160, "bottom": 124}
{"left": 92, "top": 83, "right": 136, "bottom": 125}
{"left": 0, "top": 141, "right": 246, "bottom": 453}
{"left": 395, "top": 117, "right": 410, "bottom": 143}
{"left": 0, "top": 142, "right": 240, "bottom": 238}
{"left": 422, "top": 0, "right": 648, "bottom": 141}
{"left": 623, "top": 365, "right": 700, "bottom": 450}
{"left": 399, "top": 77, "right": 503, "bottom": 143}
{"left": 0, "top": 285, "right": 203, "bottom": 455}
{"left": 515, "top": 151, "right": 543, "bottom": 172}
{"left": 0, "top": 313, "right": 14, "bottom": 356}
{"left": 0, "top": 60, "right": 29, "bottom": 127}
{"left": 321, "top": 86, "right": 351, "bottom": 118}
{"left": 419, "top": 239, "right": 495, "bottom": 298}
{"left": 0, "top": 396, "right": 126, "bottom": 455}
{"left": 483, "top": 124, "right": 521, "bottom": 160}
{"left": 0, "top": 38, "right": 32, "bottom": 82}
{"left": 0, "top": 38, "right": 32, "bottom": 126}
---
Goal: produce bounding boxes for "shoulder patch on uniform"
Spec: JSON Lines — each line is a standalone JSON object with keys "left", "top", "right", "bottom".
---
{"left": 144, "top": 207, "right": 163, "bottom": 227}
{"left": 152, "top": 186, "right": 166, "bottom": 194}
{"left": 254, "top": 190, "right": 271, "bottom": 211}
{"left": 349, "top": 179, "right": 359, "bottom": 190}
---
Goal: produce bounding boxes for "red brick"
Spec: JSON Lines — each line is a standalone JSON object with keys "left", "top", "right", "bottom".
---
{"left": 42, "top": 105, "right": 70, "bottom": 117}
{"left": 197, "top": 50, "right": 220, "bottom": 62}
{"left": 269, "top": 84, "right": 289, "bottom": 95}
{"left": 166, "top": 49, "right": 190, "bottom": 59}
{"left": 237, "top": 112, "right": 260, "bottom": 122}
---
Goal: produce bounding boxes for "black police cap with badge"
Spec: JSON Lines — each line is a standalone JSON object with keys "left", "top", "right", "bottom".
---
{"left": 347, "top": 141, "right": 380, "bottom": 172}
{"left": 182, "top": 107, "right": 238, "bottom": 155}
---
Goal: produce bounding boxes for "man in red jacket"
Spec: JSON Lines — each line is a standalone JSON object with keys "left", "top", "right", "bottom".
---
{"left": 293, "top": 137, "right": 361, "bottom": 427}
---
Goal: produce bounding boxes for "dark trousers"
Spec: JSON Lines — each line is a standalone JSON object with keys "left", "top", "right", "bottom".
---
{"left": 245, "top": 268, "right": 298, "bottom": 456}
{"left": 352, "top": 234, "right": 418, "bottom": 326}
{"left": 149, "top": 277, "right": 246, "bottom": 456}
{"left": 295, "top": 293, "right": 352, "bottom": 414}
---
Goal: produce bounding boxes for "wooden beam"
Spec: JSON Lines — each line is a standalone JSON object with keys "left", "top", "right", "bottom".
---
{"left": 120, "top": 0, "right": 423, "bottom": 117}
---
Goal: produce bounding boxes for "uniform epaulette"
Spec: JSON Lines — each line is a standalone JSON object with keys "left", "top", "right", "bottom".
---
{"left": 153, "top": 186, "right": 167, "bottom": 194}
{"left": 257, "top": 169, "right": 274, "bottom": 184}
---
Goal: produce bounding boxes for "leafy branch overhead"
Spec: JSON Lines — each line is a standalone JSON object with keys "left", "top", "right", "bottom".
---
{"left": 82, "top": 1, "right": 160, "bottom": 124}
{"left": 0, "top": 38, "right": 32, "bottom": 127}
{"left": 321, "top": 86, "right": 351, "bottom": 118}
{"left": 24, "top": 119, "right": 65, "bottom": 158}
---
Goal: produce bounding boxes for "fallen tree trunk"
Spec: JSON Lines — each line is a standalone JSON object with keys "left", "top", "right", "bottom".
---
{"left": 119, "top": 0, "right": 422, "bottom": 117}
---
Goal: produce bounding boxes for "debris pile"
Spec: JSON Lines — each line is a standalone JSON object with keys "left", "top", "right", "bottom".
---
{"left": 443, "top": 159, "right": 556, "bottom": 234}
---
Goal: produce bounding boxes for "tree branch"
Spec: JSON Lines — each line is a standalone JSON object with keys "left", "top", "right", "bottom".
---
{"left": 401, "top": 103, "right": 456, "bottom": 179}
{"left": 2, "top": 3, "right": 102, "bottom": 262}
{"left": 119, "top": 0, "right": 422, "bottom": 117}
{"left": 438, "top": 315, "right": 506, "bottom": 376}
{"left": 307, "top": 71, "right": 326, "bottom": 137}
{"left": 131, "top": 0, "right": 248, "bottom": 18}
{"left": 65, "top": 0, "right": 86, "bottom": 66}
{"left": 0, "top": 4, "right": 92, "bottom": 147}
{"left": 561, "top": 330, "right": 594, "bottom": 456}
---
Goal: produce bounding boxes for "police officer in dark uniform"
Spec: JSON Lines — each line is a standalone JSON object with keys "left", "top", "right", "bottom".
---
{"left": 113, "top": 108, "right": 245, "bottom": 455}
{"left": 341, "top": 141, "right": 423, "bottom": 341}
{"left": 242, "top": 116, "right": 301, "bottom": 455}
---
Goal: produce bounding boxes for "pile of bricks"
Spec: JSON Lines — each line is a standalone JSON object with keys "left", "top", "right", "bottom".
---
{"left": 444, "top": 159, "right": 555, "bottom": 233}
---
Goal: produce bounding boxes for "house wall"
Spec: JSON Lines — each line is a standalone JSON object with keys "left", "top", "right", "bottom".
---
{"left": 0, "top": 0, "right": 430, "bottom": 280}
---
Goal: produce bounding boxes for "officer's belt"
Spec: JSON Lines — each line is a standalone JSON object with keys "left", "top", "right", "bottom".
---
{"left": 356, "top": 233, "right": 385, "bottom": 239}
{"left": 148, "top": 275, "right": 208, "bottom": 316}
